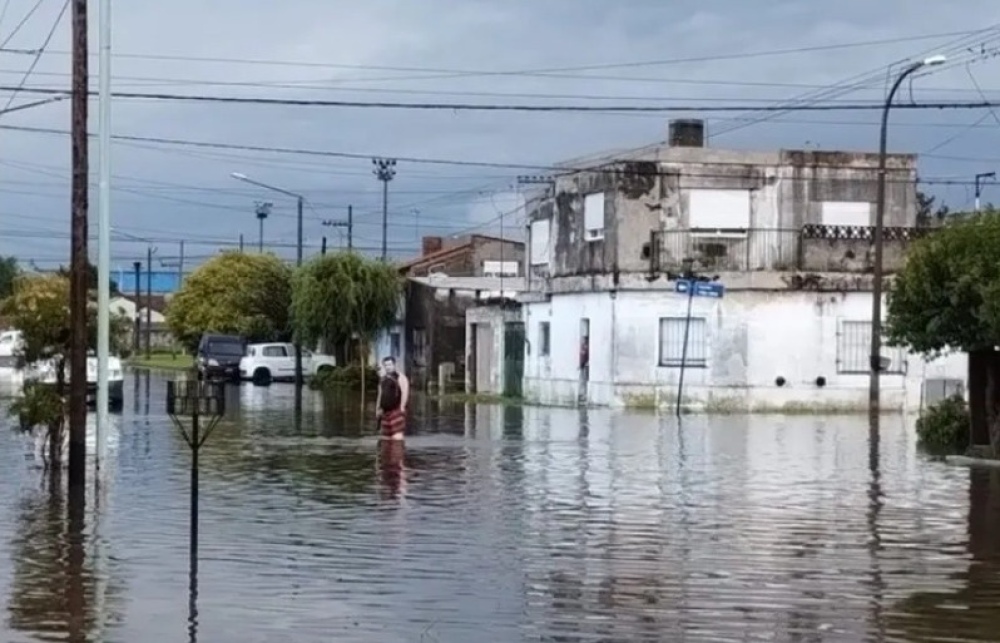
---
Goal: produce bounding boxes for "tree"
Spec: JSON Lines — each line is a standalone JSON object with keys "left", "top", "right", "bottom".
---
{"left": 0, "top": 255, "right": 18, "bottom": 300}
{"left": 1, "top": 273, "right": 132, "bottom": 464}
{"left": 916, "top": 190, "right": 950, "bottom": 228}
{"left": 166, "top": 251, "right": 293, "bottom": 352}
{"left": 886, "top": 209, "right": 1000, "bottom": 454}
{"left": 292, "top": 252, "right": 401, "bottom": 398}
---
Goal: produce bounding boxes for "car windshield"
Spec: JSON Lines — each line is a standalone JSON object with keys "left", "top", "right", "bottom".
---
{"left": 208, "top": 341, "right": 244, "bottom": 356}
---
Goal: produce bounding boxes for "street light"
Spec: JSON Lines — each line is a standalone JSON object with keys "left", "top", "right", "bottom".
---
{"left": 229, "top": 172, "right": 306, "bottom": 396}
{"left": 869, "top": 54, "right": 947, "bottom": 424}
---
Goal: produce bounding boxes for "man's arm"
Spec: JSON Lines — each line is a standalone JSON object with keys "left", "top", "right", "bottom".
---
{"left": 400, "top": 374, "right": 410, "bottom": 411}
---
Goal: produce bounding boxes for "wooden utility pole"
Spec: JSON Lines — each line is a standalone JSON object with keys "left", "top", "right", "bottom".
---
{"left": 67, "top": 0, "right": 89, "bottom": 489}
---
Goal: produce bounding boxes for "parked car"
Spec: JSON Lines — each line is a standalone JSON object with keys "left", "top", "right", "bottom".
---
{"left": 196, "top": 334, "right": 246, "bottom": 381}
{"left": 239, "top": 342, "right": 336, "bottom": 386}
{"left": 1, "top": 330, "right": 124, "bottom": 409}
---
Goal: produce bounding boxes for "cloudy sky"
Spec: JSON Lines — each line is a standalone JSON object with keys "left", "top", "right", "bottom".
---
{"left": 1, "top": 0, "right": 1000, "bottom": 273}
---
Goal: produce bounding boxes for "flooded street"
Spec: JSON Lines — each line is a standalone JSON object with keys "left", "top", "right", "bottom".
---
{"left": 0, "top": 372, "right": 998, "bottom": 642}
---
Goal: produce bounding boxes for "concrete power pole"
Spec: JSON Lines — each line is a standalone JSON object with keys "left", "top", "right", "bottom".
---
{"left": 68, "top": 0, "right": 90, "bottom": 489}
{"left": 372, "top": 159, "right": 396, "bottom": 260}
{"left": 975, "top": 171, "right": 996, "bottom": 212}
{"left": 322, "top": 205, "right": 353, "bottom": 251}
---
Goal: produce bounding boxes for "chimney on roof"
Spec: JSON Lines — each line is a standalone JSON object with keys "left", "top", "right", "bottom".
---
{"left": 422, "top": 236, "right": 444, "bottom": 256}
{"left": 668, "top": 119, "right": 705, "bottom": 147}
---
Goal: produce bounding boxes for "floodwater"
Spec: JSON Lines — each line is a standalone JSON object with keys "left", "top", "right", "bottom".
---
{"left": 0, "top": 372, "right": 998, "bottom": 642}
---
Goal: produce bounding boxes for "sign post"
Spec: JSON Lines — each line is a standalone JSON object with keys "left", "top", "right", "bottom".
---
{"left": 674, "top": 272, "right": 725, "bottom": 417}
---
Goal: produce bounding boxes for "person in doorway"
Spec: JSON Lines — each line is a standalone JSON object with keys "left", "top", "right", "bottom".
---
{"left": 376, "top": 356, "right": 409, "bottom": 441}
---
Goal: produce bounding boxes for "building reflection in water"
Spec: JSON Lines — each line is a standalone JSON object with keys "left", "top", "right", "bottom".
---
{"left": 6, "top": 474, "right": 123, "bottom": 642}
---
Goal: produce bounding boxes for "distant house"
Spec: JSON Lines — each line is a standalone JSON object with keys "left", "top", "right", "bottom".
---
{"left": 371, "top": 234, "right": 525, "bottom": 389}
{"left": 111, "top": 294, "right": 173, "bottom": 351}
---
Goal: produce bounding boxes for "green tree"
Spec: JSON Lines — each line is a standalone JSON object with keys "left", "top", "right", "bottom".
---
{"left": 887, "top": 209, "right": 1000, "bottom": 454}
{"left": 292, "top": 252, "right": 401, "bottom": 398}
{"left": 915, "top": 189, "right": 950, "bottom": 228}
{"left": 0, "top": 255, "right": 18, "bottom": 300}
{"left": 166, "top": 251, "right": 293, "bottom": 352}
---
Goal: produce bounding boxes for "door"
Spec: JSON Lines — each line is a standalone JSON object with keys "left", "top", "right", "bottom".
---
{"left": 579, "top": 318, "right": 590, "bottom": 402}
{"left": 262, "top": 344, "right": 292, "bottom": 378}
{"left": 475, "top": 323, "right": 493, "bottom": 394}
{"left": 503, "top": 322, "right": 525, "bottom": 398}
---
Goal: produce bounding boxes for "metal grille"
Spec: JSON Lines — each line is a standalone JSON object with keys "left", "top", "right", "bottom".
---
{"left": 837, "top": 320, "right": 905, "bottom": 374}
{"left": 801, "top": 224, "right": 930, "bottom": 242}
{"left": 659, "top": 317, "right": 707, "bottom": 367}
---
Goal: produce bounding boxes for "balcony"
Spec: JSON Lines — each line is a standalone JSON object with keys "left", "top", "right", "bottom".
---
{"left": 652, "top": 224, "right": 930, "bottom": 274}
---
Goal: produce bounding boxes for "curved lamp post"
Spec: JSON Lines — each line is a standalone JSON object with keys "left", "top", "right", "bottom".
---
{"left": 869, "top": 55, "right": 946, "bottom": 424}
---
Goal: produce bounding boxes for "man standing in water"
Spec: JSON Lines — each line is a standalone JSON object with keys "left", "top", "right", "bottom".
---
{"left": 376, "top": 356, "right": 409, "bottom": 441}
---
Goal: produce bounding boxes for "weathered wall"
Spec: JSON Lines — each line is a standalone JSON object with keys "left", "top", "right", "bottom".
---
{"left": 526, "top": 147, "right": 918, "bottom": 285}
{"left": 465, "top": 305, "right": 521, "bottom": 394}
{"left": 522, "top": 289, "right": 966, "bottom": 412}
{"left": 406, "top": 237, "right": 524, "bottom": 277}
{"left": 404, "top": 281, "right": 475, "bottom": 388}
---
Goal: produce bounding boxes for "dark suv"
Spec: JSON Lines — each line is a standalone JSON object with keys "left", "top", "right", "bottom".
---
{"left": 196, "top": 334, "right": 246, "bottom": 381}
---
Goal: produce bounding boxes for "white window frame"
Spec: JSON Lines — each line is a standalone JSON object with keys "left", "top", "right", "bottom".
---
{"left": 659, "top": 317, "right": 707, "bottom": 368}
{"left": 836, "top": 320, "right": 905, "bottom": 374}
{"left": 529, "top": 219, "right": 551, "bottom": 265}
{"left": 583, "top": 192, "right": 605, "bottom": 242}
{"left": 688, "top": 188, "right": 751, "bottom": 238}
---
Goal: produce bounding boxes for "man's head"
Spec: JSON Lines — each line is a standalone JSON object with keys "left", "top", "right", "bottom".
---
{"left": 382, "top": 356, "right": 396, "bottom": 374}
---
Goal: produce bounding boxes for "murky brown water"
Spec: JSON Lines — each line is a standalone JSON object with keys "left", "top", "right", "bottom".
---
{"left": 0, "top": 371, "right": 998, "bottom": 642}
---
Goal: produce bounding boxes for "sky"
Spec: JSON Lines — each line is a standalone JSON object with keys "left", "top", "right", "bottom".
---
{"left": 1, "top": 0, "right": 1000, "bottom": 273}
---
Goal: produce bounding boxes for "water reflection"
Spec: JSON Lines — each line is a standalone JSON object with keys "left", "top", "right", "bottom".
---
{"left": 2, "top": 372, "right": 1000, "bottom": 641}
{"left": 5, "top": 475, "right": 123, "bottom": 642}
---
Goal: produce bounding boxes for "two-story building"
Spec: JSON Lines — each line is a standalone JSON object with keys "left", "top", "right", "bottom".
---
{"left": 521, "top": 119, "right": 965, "bottom": 412}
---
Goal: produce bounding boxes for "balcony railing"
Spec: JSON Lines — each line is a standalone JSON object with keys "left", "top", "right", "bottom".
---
{"left": 651, "top": 224, "right": 930, "bottom": 274}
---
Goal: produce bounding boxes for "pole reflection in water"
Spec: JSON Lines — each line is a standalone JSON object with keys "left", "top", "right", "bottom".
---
{"left": 867, "top": 416, "right": 885, "bottom": 641}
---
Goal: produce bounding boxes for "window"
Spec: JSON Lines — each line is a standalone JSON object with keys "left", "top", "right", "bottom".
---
{"left": 659, "top": 317, "right": 707, "bottom": 367}
{"left": 688, "top": 189, "right": 751, "bottom": 233}
{"left": 262, "top": 345, "right": 287, "bottom": 358}
{"left": 482, "top": 260, "right": 519, "bottom": 277}
{"left": 837, "top": 320, "right": 905, "bottom": 374}
{"left": 389, "top": 331, "right": 401, "bottom": 358}
{"left": 539, "top": 322, "right": 551, "bottom": 356}
{"left": 412, "top": 328, "right": 427, "bottom": 366}
{"left": 530, "top": 219, "right": 550, "bottom": 265}
{"left": 584, "top": 192, "right": 605, "bottom": 241}
{"left": 821, "top": 201, "right": 871, "bottom": 227}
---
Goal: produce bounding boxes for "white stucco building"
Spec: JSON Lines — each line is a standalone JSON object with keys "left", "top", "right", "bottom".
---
{"left": 519, "top": 120, "right": 966, "bottom": 412}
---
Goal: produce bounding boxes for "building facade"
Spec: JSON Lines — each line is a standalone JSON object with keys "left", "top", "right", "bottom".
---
{"left": 520, "top": 121, "right": 965, "bottom": 411}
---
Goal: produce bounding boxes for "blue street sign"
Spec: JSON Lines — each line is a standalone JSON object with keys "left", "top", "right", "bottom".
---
{"left": 675, "top": 279, "right": 725, "bottom": 298}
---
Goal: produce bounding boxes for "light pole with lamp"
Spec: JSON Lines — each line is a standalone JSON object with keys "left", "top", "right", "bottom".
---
{"left": 869, "top": 55, "right": 946, "bottom": 424}
{"left": 230, "top": 172, "right": 306, "bottom": 398}
{"left": 975, "top": 171, "right": 996, "bottom": 213}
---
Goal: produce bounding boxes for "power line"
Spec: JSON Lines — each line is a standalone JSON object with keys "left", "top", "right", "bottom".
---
{"left": 0, "top": 122, "right": 988, "bottom": 184}
{"left": 0, "top": 0, "right": 46, "bottom": 49}
{"left": 1, "top": 0, "right": 68, "bottom": 113}
{"left": 0, "top": 84, "right": 998, "bottom": 112}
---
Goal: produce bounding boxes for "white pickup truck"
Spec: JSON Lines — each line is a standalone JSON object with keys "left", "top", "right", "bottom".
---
{"left": 239, "top": 342, "right": 336, "bottom": 386}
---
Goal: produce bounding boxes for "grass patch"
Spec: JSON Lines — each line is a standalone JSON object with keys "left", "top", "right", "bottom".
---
{"left": 128, "top": 353, "right": 194, "bottom": 371}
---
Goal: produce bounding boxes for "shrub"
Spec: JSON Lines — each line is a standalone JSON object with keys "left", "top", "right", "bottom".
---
{"left": 310, "top": 364, "right": 379, "bottom": 392}
{"left": 916, "top": 395, "right": 969, "bottom": 454}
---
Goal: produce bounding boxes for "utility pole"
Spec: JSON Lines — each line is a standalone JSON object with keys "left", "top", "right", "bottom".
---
{"left": 178, "top": 240, "right": 185, "bottom": 289}
{"left": 95, "top": 0, "right": 113, "bottom": 470}
{"left": 975, "top": 171, "right": 996, "bottom": 212}
{"left": 321, "top": 236, "right": 327, "bottom": 256}
{"left": 322, "top": 206, "right": 352, "bottom": 251}
{"left": 373, "top": 158, "right": 396, "bottom": 261}
{"left": 67, "top": 0, "right": 90, "bottom": 490}
{"left": 255, "top": 201, "right": 271, "bottom": 252}
{"left": 132, "top": 261, "right": 141, "bottom": 354}
{"left": 238, "top": 234, "right": 244, "bottom": 253}
{"left": 145, "top": 246, "right": 154, "bottom": 359}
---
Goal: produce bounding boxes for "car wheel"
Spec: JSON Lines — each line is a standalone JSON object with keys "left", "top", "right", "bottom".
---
{"left": 252, "top": 368, "right": 272, "bottom": 387}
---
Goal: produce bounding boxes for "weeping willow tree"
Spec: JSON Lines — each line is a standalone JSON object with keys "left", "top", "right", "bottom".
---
{"left": 292, "top": 252, "right": 401, "bottom": 400}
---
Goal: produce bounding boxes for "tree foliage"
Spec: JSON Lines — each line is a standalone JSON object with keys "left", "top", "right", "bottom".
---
{"left": 915, "top": 190, "right": 950, "bottom": 228}
{"left": 166, "top": 251, "right": 293, "bottom": 352}
{"left": 292, "top": 252, "right": 401, "bottom": 350}
{"left": 887, "top": 210, "right": 1000, "bottom": 356}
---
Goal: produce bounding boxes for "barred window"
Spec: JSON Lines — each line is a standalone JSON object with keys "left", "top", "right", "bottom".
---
{"left": 837, "top": 320, "right": 905, "bottom": 374}
{"left": 659, "top": 317, "right": 707, "bottom": 367}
